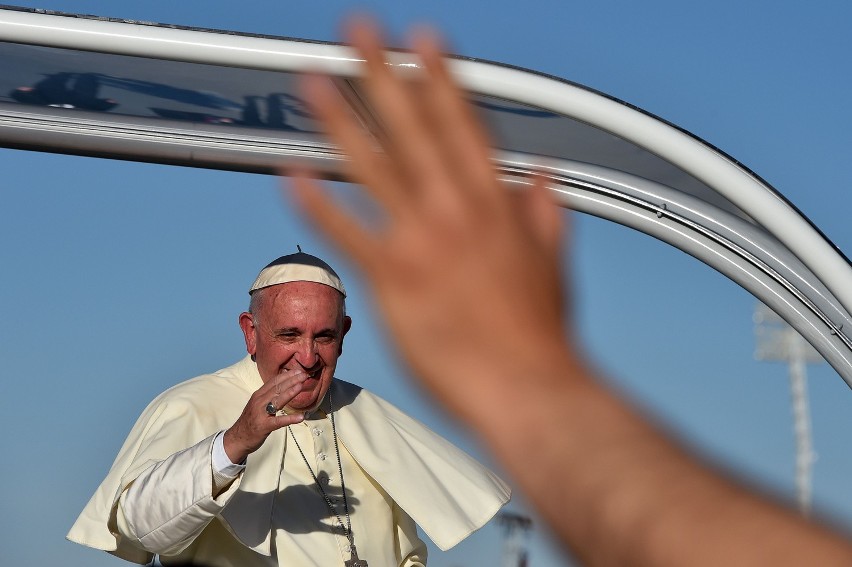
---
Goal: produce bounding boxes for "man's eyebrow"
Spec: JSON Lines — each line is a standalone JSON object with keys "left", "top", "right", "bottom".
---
{"left": 273, "top": 326, "right": 339, "bottom": 336}
{"left": 274, "top": 327, "right": 301, "bottom": 334}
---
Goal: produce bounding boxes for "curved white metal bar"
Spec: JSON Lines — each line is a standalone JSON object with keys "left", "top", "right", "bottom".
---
{"left": 0, "top": 9, "right": 360, "bottom": 71}
{"left": 0, "top": 103, "right": 346, "bottom": 174}
{"left": 2, "top": 8, "right": 849, "bottom": 319}
{"left": 449, "top": 61, "right": 852, "bottom": 322}
{"left": 564, "top": 183, "right": 852, "bottom": 383}
{"left": 500, "top": 155, "right": 852, "bottom": 332}
{"left": 3, "top": 7, "right": 852, "bottom": 382}
{"left": 500, "top": 161, "right": 852, "bottom": 385}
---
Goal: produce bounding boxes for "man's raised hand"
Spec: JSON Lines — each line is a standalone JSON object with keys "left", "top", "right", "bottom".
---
{"left": 223, "top": 369, "right": 308, "bottom": 464}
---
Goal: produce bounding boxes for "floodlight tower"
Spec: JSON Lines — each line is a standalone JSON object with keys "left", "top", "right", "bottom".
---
{"left": 754, "top": 302, "right": 824, "bottom": 515}
{"left": 499, "top": 512, "right": 533, "bottom": 567}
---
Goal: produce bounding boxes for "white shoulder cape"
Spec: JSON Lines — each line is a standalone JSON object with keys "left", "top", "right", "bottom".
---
{"left": 67, "top": 357, "right": 511, "bottom": 563}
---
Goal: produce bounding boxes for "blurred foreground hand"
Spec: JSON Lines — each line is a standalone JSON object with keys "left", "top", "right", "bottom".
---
{"left": 291, "top": 18, "right": 573, "bottom": 426}
{"left": 289, "top": 17, "right": 852, "bottom": 567}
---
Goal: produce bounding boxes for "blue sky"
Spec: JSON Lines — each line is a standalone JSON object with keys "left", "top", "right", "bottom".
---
{"left": 3, "top": 1, "right": 852, "bottom": 566}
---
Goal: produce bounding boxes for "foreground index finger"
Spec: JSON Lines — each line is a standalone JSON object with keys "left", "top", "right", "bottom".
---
{"left": 410, "top": 27, "right": 499, "bottom": 200}
{"left": 344, "top": 18, "right": 459, "bottom": 198}
{"left": 287, "top": 169, "right": 380, "bottom": 275}
{"left": 299, "top": 73, "right": 406, "bottom": 216}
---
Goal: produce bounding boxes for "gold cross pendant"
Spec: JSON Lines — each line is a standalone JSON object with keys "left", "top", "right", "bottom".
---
{"left": 345, "top": 544, "right": 368, "bottom": 567}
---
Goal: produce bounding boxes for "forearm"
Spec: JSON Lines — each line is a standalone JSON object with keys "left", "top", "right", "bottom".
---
{"left": 115, "top": 433, "right": 240, "bottom": 555}
{"left": 471, "top": 351, "right": 852, "bottom": 567}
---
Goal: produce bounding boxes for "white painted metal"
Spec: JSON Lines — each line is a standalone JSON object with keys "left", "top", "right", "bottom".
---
{"left": 3, "top": 7, "right": 852, "bottom": 385}
{"left": 3, "top": 9, "right": 849, "bottom": 322}
{"left": 450, "top": 61, "right": 852, "bottom": 326}
{"left": 0, "top": 9, "right": 360, "bottom": 72}
{"left": 497, "top": 162, "right": 852, "bottom": 387}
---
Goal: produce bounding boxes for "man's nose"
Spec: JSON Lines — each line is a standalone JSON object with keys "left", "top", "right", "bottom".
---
{"left": 294, "top": 339, "right": 320, "bottom": 368}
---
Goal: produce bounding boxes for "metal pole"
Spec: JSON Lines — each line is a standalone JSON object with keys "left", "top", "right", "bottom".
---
{"left": 754, "top": 303, "right": 822, "bottom": 516}
{"left": 789, "top": 334, "right": 816, "bottom": 516}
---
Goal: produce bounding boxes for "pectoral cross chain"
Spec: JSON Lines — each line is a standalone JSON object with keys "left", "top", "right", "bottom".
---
{"left": 345, "top": 544, "right": 368, "bottom": 567}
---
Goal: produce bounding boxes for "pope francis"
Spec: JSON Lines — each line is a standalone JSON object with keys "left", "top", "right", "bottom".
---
{"left": 67, "top": 252, "right": 510, "bottom": 566}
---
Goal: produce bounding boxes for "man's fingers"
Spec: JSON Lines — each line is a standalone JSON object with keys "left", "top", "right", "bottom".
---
{"left": 266, "top": 369, "right": 308, "bottom": 399}
{"left": 298, "top": 74, "right": 406, "bottom": 216}
{"left": 410, "top": 27, "right": 499, "bottom": 202}
{"left": 288, "top": 171, "right": 379, "bottom": 274}
{"left": 276, "top": 378, "right": 308, "bottom": 405}
{"left": 273, "top": 412, "right": 305, "bottom": 429}
{"left": 344, "top": 19, "right": 458, "bottom": 198}
{"left": 527, "top": 170, "right": 564, "bottom": 257}
{"left": 253, "top": 368, "right": 307, "bottom": 408}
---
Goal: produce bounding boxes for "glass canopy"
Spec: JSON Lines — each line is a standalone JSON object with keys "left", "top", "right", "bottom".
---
{"left": 2, "top": 5, "right": 852, "bottom": 386}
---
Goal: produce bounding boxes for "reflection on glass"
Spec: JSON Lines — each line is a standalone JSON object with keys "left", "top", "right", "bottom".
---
{"left": 12, "top": 72, "right": 118, "bottom": 111}
{"left": 468, "top": 94, "right": 723, "bottom": 212}
{"left": 0, "top": 39, "right": 724, "bottom": 215}
{"left": 1, "top": 41, "right": 319, "bottom": 132}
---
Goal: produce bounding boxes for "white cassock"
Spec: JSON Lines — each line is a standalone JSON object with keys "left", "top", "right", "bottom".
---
{"left": 67, "top": 356, "right": 511, "bottom": 566}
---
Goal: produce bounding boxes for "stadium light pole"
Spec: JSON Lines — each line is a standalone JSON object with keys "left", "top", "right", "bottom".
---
{"left": 754, "top": 303, "right": 824, "bottom": 515}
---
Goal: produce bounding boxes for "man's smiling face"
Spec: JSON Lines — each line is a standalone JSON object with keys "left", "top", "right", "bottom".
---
{"left": 240, "top": 281, "right": 350, "bottom": 412}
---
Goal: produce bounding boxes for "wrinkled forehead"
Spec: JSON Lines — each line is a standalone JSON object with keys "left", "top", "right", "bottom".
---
{"left": 259, "top": 281, "right": 347, "bottom": 322}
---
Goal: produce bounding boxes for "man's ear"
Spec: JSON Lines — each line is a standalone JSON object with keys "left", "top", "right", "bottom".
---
{"left": 239, "top": 312, "right": 257, "bottom": 356}
{"left": 339, "top": 315, "right": 352, "bottom": 355}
